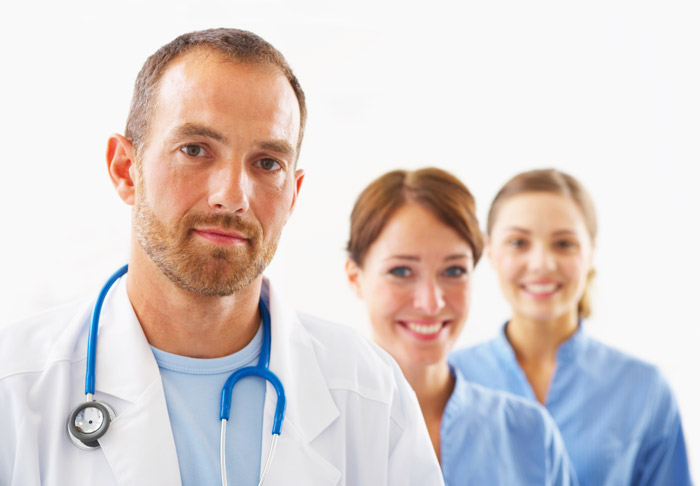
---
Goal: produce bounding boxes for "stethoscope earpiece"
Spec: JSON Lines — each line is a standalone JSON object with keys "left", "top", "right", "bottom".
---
{"left": 67, "top": 399, "right": 116, "bottom": 450}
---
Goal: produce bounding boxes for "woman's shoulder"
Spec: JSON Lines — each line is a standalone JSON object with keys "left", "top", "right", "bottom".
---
{"left": 446, "top": 375, "right": 554, "bottom": 435}
{"left": 578, "top": 333, "right": 668, "bottom": 387}
{"left": 449, "top": 335, "right": 504, "bottom": 367}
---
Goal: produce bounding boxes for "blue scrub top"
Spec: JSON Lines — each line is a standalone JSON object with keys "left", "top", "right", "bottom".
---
{"left": 449, "top": 323, "right": 692, "bottom": 486}
{"left": 441, "top": 369, "right": 578, "bottom": 486}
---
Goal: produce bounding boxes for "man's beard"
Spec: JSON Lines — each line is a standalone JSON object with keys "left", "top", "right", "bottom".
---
{"left": 133, "top": 194, "right": 277, "bottom": 297}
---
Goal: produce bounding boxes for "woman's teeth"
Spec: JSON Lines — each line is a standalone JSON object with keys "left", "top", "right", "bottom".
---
{"left": 405, "top": 322, "right": 443, "bottom": 335}
{"left": 524, "top": 283, "right": 558, "bottom": 293}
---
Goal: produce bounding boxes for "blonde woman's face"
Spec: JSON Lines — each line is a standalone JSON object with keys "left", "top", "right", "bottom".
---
{"left": 488, "top": 192, "right": 594, "bottom": 323}
{"left": 346, "top": 203, "right": 474, "bottom": 369}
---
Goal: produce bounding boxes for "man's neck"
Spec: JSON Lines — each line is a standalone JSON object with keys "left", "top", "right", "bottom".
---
{"left": 126, "top": 247, "right": 262, "bottom": 359}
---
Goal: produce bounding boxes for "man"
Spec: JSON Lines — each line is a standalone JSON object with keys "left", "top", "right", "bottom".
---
{"left": 0, "top": 29, "right": 443, "bottom": 485}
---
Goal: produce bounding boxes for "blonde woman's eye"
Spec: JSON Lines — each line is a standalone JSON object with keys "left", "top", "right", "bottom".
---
{"left": 257, "top": 158, "right": 281, "bottom": 171}
{"left": 555, "top": 240, "right": 576, "bottom": 249}
{"left": 508, "top": 239, "right": 527, "bottom": 248}
{"left": 388, "top": 266, "right": 412, "bottom": 278}
{"left": 180, "top": 144, "right": 207, "bottom": 157}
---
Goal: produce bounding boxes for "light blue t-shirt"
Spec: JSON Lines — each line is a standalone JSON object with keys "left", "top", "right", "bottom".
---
{"left": 152, "top": 324, "right": 267, "bottom": 485}
{"left": 441, "top": 368, "right": 578, "bottom": 486}
{"left": 449, "top": 323, "right": 692, "bottom": 486}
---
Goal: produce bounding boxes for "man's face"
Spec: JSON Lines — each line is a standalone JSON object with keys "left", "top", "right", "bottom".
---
{"left": 132, "top": 50, "right": 303, "bottom": 296}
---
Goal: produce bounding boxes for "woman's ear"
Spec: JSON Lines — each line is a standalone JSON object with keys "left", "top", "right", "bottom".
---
{"left": 483, "top": 234, "right": 494, "bottom": 265}
{"left": 345, "top": 259, "right": 364, "bottom": 299}
{"left": 106, "top": 133, "right": 137, "bottom": 205}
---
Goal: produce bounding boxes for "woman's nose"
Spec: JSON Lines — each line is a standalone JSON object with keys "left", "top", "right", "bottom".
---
{"left": 413, "top": 279, "right": 445, "bottom": 315}
{"left": 527, "top": 244, "right": 556, "bottom": 272}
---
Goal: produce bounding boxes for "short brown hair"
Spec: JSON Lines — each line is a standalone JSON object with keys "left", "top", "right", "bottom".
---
{"left": 347, "top": 168, "right": 483, "bottom": 267}
{"left": 487, "top": 169, "right": 597, "bottom": 317}
{"left": 125, "top": 28, "right": 307, "bottom": 158}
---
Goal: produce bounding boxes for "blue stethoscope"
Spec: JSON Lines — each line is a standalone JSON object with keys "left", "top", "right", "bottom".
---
{"left": 66, "top": 264, "right": 287, "bottom": 486}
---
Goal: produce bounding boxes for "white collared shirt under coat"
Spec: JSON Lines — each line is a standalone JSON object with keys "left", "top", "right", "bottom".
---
{"left": 0, "top": 275, "right": 444, "bottom": 486}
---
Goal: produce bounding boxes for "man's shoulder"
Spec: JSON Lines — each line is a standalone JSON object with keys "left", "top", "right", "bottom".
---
{"left": 0, "top": 299, "right": 91, "bottom": 380}
{"left": 295, "top": 312, "right": 403, "bottom": 403}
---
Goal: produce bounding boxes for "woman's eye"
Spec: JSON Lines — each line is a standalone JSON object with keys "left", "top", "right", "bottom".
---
{"left": 443, "top": 266, "right": 467, "bottom": 278}
{"left": 257, "top": 158, "right": 281, "bottom": 171}
{"left": 180, "top": 144, "right": 207, "bottom": 157}
{"left": 388, "top": 266, "right": 412, "bottom": 278}
{"left": 508, "top": 238, "right": 527, "bottom": 248}
{"left": 555, "top": 240, "right": 576, "bottom": 249}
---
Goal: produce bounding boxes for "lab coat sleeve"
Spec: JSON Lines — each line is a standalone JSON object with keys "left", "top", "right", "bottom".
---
{"left": 386, "top": 360, "right": 445, "bottom": 486}
{"left": 0, "top": 380, "right": 18, "bottom": 482}
{"left": 632, "top": 369, "right": 692, "bottom": 486}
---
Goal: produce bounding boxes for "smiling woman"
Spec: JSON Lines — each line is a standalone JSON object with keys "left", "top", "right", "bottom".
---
{"left": 449, "top": 168, "right": 692, "bottom": 486}
{"left": 345, "top": 168, "right": 578, "bottom": 485}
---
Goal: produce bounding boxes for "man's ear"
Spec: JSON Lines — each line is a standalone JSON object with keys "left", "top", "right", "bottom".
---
{"left": 106, "top": 134, "right": 137, "bottom": 206}
{"left": 345, "top": 259, "right": 364, "bottom": 299}
{"left": 288, "top": 168, "right": 305, "bottom": 216}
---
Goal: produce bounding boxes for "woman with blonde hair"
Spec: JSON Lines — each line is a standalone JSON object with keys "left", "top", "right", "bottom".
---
{"left": 450, "top": 169, "right": 691, "bottom": 485}
{"left": 346, "top": 167, "right": 577, "bottom": 485}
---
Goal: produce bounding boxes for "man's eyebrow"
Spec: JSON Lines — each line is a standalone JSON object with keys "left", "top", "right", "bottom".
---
{"left": 169, "top": 123, "right": 228, "bottom": 144}
{"left": 257, "top": 140, "right": 296, "bottom": 159}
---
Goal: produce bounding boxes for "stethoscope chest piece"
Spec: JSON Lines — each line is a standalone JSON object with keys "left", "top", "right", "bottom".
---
{"left": 67, "top": 399, "right": 116, "bottom": 450}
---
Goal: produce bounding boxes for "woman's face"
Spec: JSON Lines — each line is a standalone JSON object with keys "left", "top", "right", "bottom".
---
{"left": 488, "top": 192, "right": 594, "bottom": 324}
{"left": 346, "top": 203, "right": 474, "bottom": 368}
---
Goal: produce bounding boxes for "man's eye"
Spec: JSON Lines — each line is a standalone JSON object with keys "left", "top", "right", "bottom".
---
{"left": 257, "top": 158, "right": 281, "bottom": 171}
{"left": 388, "top": 266, "right": 412, "bottom": 278}
{"left": 443, "top": 266, "right": 467, "bottom": 278}
{"left": 180, "top": 145, "right": 207, "bottom": 157}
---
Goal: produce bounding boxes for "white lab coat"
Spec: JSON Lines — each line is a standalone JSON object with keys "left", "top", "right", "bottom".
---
{"left": 0, "top": 276, "right": 443, "bottom": 486}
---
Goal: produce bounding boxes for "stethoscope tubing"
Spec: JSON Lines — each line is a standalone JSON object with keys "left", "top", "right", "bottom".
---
{"left": 74, "top": 264, "right": 286, "bottom": 485}
{"left": 85, "top": 264, "right": 129, "bottom": 395}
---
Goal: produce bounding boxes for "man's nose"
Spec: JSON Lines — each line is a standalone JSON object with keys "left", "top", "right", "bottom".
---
{"left": 208, "top": 163, "right": 250, "bottom": 214}
{"left": 413, "top": 278, "right": 445, "bottom": 315}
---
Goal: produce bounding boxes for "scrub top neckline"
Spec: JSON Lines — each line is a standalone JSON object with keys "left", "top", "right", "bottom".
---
{"left": 497, "top": 320, "right": 588, "bottom": 364}
{"left": 494, "top": 320, "right": 589, "bottom": 404}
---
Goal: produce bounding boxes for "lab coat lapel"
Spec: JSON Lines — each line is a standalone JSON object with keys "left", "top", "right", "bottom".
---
{"left": 259, "top": 279, "right": 342, "bottom": 485}
{"left": 92, "top": 277, "right": 182, "bottom": 484}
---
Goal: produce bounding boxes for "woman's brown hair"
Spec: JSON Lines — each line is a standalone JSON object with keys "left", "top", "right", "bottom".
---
{"left": 487, "top": 169, "right": 597, "bottom": 318}
{"left": 347, "top": 167, "right": 483, "bottom": 267}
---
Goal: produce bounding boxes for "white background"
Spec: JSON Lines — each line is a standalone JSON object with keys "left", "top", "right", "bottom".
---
{"left": 1, "top": 0, "right": 698, "bottom": 477}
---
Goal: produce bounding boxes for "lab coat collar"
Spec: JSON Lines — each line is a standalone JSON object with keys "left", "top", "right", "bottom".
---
{"left": 92, "top": 274, "right": 182, "bottom": 484}
{"left": 259, "top": 278, "right": 342, "bottom": 484}
{"left": 85, "top": 274, "right": 341, "bottom": 484}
